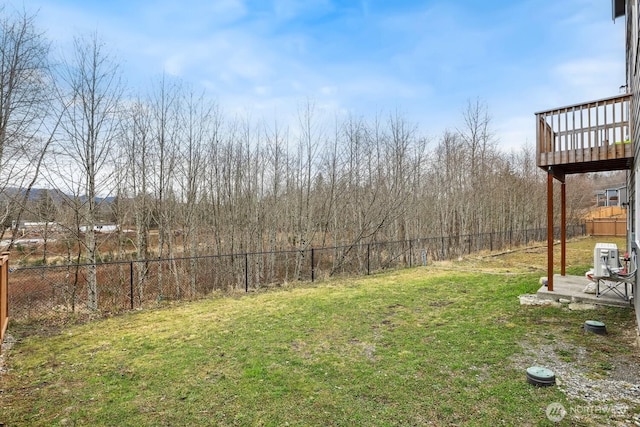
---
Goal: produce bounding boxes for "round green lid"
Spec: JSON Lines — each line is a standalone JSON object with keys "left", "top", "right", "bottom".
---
{"left": 585, "top": 320, "right": 605, "bottom": 327}
{"left": 526, "top": 366, "right": 555, "bottom": 379}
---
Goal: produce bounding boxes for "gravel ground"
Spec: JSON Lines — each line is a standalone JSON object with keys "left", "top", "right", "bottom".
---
{"left": 512, "top": 334, "right": 640, "bottom": 426}
{"left": 0, "top": 333, "right": 15, "bottom": 375}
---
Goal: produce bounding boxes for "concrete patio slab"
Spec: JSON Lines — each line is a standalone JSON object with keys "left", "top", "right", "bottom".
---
{"left": 537, "top": 274, "right": 634, "bottom": 308}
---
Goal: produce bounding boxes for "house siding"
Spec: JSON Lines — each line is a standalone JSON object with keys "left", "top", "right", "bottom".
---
{"left": 624, "top": 0, "right": 640, "bottom": 334}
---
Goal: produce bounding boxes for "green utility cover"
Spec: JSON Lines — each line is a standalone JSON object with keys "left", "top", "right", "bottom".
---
{"left": 526, "top": 366, "right": 555, "bottom": 379}
{"left": 585, "top": 320, "right": 605, "bottom": 327}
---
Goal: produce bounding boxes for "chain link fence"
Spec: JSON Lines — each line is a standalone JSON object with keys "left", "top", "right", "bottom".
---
{"left": 8, "top": 225, "right": 586, "bottom": 320}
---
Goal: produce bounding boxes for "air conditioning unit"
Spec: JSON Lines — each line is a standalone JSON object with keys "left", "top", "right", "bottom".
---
{"left": 593, "top": 243, "right": 620, "bottom": 277}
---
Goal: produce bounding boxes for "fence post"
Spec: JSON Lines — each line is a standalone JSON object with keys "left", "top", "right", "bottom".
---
{"left": 490, "top": 232, "right": 493, "bottom": 251}
{"left": 409, "top": 240, "right": 412, "bottom": 268}
{"left": 130, "top": 261, "right": 134, "bottom": 309}
{"left": 245, "top": 253, "right": 249, "bottom": 293}
{"left": 0, "top": 252, "right": 8, "bottom": 346}
{"left": 367, "top": 244, "right": 371, "bottom": 275}
{"left": 311, "top": 248, "right": 315, "bottom": 282}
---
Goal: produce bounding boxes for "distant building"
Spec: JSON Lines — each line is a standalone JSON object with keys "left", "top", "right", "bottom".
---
{"left": 595, "top": 185, "right": 627, "bottom": 207}
{"left": 79, "top": 224, "right": 119, "bottom": 233}
{"left": 10, "top": 221, "right": 61, "bottom": 233}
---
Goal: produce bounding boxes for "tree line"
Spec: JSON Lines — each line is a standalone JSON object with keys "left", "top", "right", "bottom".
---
{"left": 0, "top": 8, "right": 592, "bottom": 309}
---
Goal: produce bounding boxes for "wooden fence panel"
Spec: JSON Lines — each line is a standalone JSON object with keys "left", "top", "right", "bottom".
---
{"left": 585, "top": 219, "right": 627, "bottom": 236}
{"left": 0, "top": 252, "right": 8, "bottom": 346}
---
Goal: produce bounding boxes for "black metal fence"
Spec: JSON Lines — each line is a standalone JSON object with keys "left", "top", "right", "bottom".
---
{"left": 8, "top": 225, "right": 586, "bottom": 320}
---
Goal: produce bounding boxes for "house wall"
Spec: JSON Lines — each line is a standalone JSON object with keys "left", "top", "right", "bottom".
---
{"left": 624, "top": 0, "right": 640, "bottom": 337}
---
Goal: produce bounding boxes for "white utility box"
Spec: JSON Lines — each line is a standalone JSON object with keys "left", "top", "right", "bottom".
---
{"left": 593, "top": 243, "right": 620, "bottom": 277}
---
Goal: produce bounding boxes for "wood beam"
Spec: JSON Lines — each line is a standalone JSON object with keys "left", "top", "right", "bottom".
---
{"left": 547, "top": 169, "right": 554, "bottom": 291}
{"left": 561, "top": 181, "right": 566, "bottom": 276}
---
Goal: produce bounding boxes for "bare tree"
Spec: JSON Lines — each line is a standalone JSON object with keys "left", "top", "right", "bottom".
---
{"left": 293, "top": 99, "right": 322, "bottom": 278}
{"left": 176, "top": 89, "right": 215, "bottom": 295}
{"left": 148, "top": 75, "right": 181, "bottom": 299}
{"left": 121, "top": 99, "right": 153, "bottom": 302}
{"left": 457, "top": 99, "right": 496, "bottom": 236}
{"left": 0, "top": 8, "right": 56, "bottom": 245}
{"left": 56, "top": 33, "right": 124, "bottom": 310}
{"left": 262, "top": 119, "right": 289, "bottom": 280}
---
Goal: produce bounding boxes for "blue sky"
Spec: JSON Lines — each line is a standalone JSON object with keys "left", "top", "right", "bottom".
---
{"left": 24, "top": 0, "right": 626, "bottom": 150}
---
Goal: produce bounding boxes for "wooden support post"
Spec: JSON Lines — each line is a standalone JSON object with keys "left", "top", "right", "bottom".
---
{"left": 561, "top": 181, "right": 567, "bottom": 276}
{"left": 547, "top": 170, "right": 554, "bottom": 291}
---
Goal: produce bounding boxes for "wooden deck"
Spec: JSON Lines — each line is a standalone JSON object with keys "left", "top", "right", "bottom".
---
{"left": 536, "top": 94, "right": 633, "bottom": 175}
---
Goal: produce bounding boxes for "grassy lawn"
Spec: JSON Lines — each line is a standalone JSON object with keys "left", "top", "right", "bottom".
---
{"left": 1, "top": 237, "right": 638, "bottom": 426}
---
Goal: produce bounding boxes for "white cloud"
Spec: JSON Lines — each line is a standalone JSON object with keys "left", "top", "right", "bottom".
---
{"left": 254, "top": 85, "right": 271, "bottom": 96}
{"left": 162, "top": 56, "right": 184, "bottom": 76}
{"left": 20, "top": 0, "right": 631, "bottom": 156}
{"left": 272, "top": 0, "right": 334, "bottom": 21}
{"left": 320, "top": 86, "right": 336, "bottom": 96}
{"left": 138, "top": 0, "right": 248, "bottom": 33}
{"left": 494, "top": 115, "right": 536, "bottom": 152}
{"left": 553, "top": 58, "right": 624, "bottom": 91}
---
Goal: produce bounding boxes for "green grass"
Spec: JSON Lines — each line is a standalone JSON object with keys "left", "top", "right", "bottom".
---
{"left": 1, "top": 237, "right": 638, "bottom": 426}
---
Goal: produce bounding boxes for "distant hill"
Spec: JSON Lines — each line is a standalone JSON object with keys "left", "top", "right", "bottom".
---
{"left": 1, "top": 187, "right": 115, "bottom": 204}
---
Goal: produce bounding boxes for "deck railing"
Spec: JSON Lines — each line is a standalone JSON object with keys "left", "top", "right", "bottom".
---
{"left": 536, "top": 94, "right": 632, "bottom": 169}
